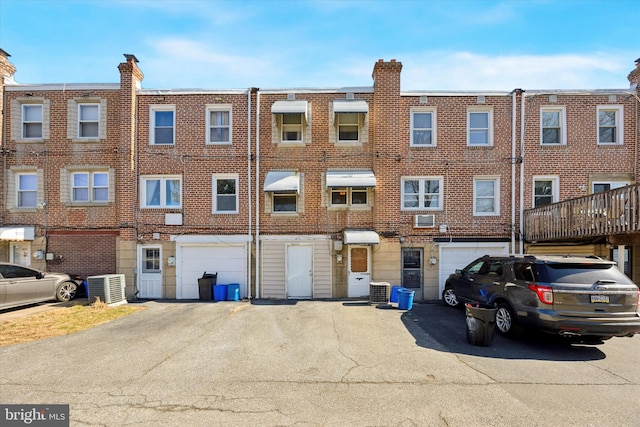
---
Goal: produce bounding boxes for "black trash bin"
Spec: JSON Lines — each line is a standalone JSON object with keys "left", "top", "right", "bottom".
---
{"left": 198, "top": 272, "right": 218, "bottom": 301}
{"left": 465, "top": 303, "right": 498, "bottom": 346}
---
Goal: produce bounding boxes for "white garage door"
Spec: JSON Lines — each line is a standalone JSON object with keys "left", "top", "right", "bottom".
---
{"left": 438, "top": 242, "right": 510, "bottom": 298}
{"left": 178, "top": 244, "right": 247, "bottom": 299}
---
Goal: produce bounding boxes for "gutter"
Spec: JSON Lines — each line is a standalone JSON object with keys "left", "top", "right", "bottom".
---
{"left": 255, "top": 91, "right": 261, "bottom": 299}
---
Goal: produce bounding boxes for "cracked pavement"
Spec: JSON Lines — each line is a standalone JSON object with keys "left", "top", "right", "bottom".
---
{"left": 1, "top": 300, "right": 638, "bottom": 426}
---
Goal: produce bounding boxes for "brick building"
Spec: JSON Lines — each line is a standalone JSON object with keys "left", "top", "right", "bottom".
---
{"left": 1, "top": 49, "right": 638, "bottom": 301}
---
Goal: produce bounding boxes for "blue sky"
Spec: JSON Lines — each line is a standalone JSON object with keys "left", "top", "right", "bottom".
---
{"left": 1, "top": 0, "right": 638, "bottom": 91}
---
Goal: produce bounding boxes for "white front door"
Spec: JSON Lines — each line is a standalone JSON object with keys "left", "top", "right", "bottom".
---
{"left": 138, "top": 245, "right": 163, "bottom": 299}
{"left": 10, "top": 242, "right": 31, "bottom": 266}
{"left": 286, "top": 244, "right": 313, "bottom": 299}
{"left": 348, "top": 245, "right": 370, "bottom": 298}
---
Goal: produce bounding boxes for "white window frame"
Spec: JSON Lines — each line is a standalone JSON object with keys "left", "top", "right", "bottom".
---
{"left": 597, "top": 105, "right": 624, "bottom": 145}
{"left": 140, "top": 175, "right": 182, "bottom": 208}
{"left": 410, "top": 108, "right": 436, "bottom": 146}
{"left": 16, "top": 172, "right": 38, "bottom": 208}
{"left": 281, "top": 113, "right": 304, "bottom": 143}
{"left": 540, "top": 106, "right": 566, "bottom": 145}
{"left": 22, "top": 104, "right": 43, "bottom": 139}
{"left": 212, "top": 174, "right": 238, "bottom": 213}
{"left": 532, "top": 176, "right": 559, "bottom": 207}
{"left": 272, "top": 193, "right": 298, "bottom": 213}
{"left": 78, "top": 103, "right": 100, "bottom": 139}
{"left": 71, "top": 171, "right": 109, "bottom": 203}
{"left": 592, "top": 181, "right": 630, "bottom": 193}
{"left": 206, "top": 105, "right": 232, "bottom": 145}
{"left": 329, "top": 187, "right": 369, "bottom": 207}
{"left": 401, "top": 177, "right": 443, "bottom": 211}
{"left": 473, "top": 177, "right": 500, "bottom": 216}
{"left": 467, "top": 108, "right": 493, "bottom": 146}
{"left": 336, "top": 112, "right": 360, "bottom": 143}
{"left": 150, "top": 106, "right": 176, "bottom": 145}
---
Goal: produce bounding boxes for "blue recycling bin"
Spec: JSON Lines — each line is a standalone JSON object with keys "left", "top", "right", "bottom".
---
{"left": 227, "top": 283, "right": 240, "bottom": 301}
{"left": 397, "top": 288, "right": 415, "bottom": 310}
{"left": 390, "top": 285, "right": 402, "bottom": 303}
{"left": 213, "top": 284, "right": 228, "bottom": 301}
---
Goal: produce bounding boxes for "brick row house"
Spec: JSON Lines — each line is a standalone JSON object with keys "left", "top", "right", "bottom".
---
{"left": 1, "top": 49, "right": 639, "bottom": 302}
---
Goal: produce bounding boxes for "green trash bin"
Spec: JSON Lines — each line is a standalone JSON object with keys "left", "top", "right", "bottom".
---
{"left": 465, "top": 303, "right": 498, "bottom": 346}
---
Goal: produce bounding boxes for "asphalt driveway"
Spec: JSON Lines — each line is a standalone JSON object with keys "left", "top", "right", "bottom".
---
{"left": 1, "top": 300, "right": 639, "bottom": 426}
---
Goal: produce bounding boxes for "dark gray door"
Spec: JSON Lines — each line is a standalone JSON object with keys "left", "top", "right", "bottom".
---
{"left": 402, "top": 248, "right": 422, "bottom": 290}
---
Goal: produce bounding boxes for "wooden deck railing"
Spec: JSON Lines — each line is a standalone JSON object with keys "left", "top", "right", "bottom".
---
{"left": 523, "top": 184, "right": 640, "bottom": 242}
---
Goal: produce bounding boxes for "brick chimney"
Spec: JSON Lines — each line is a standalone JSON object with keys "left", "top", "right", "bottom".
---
{"left": 628, "top": 57, "right": 640, "bottom": 91}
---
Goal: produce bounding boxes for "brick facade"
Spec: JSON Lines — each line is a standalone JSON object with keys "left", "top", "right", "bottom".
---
{"left": 1, "top": 50, "right": 639, "bottom": 300}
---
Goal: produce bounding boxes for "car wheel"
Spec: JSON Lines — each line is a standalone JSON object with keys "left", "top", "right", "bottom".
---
{"left": 442, "top": 287, "right": 460, "bottom": 308}
{"left": 495, "top": 302, "right": 520, "bottom": 337}
{"left": 56, "top": 281, "right": 77, "bottom": 302}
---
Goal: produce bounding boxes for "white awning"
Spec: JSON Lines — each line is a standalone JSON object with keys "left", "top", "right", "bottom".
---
{"left": 333, "top": 99, "right": 369, "bottom": 113}
{"left": 326, "top": 171, "right": 376, "bottom": 188}
{"left": 264, "top": 171, "right": 300, "bottom": 193}
{"left": 343, "top": 230, "right": 379, "bottom": 245}
{"left": 271, "top": 100, "right": 308, "bottom": 117}
{"left": 0, "top": 226, "right": 35, "bottom": 241}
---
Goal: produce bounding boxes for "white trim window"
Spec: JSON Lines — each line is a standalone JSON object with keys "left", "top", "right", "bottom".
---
{"left": 540, "top": 107, "right": 566, "bottom": 145}
{"left": 213, "top": 175, "right": 238, "bottom": 213}
{"left": 272, "top": 193, "right": 297, "bottom": 212}
{"left": 597, "top": 105, "right": 623, "bottom": 145}
{"left": 337, "top": 113, "right": 360, "bottom": 142}
{"left": 533, "top": 176, "right": 559, "bottom": 207}
{"left": 467, "top": 108, "right": 493, "bottom": 146}
{"left": 78, "top": 104, "right": 100, "bottom": 138}
{"left": 22, "top": 104, "right": 43, "bottom": 139}
{"left": 17, "top": 173, "right": 38, "bottom": 208}
{"left": 474, "top": 177, "right": 499, "bottom": 215}
{"left": 141, "top": 175, "right": 181, "bottom": 208}
{"left": 401, "top": 177, "right": 443, "bottom": 210}
{"left": 207, "top": 105, "right": 231, "bottom": 144}
{"left": 410, "top": 108, "right": 436, "bottom": 146}
{"left": 592, "top": 181, "right": 630, "bottom": 193}
{"left": 150, "top": 106, "right": 175, "bottom": 145}
{"left": 281, "top": 113, "right": 303, "bottom": 142}
{"left": 72, "top": 172, "right": 109, "bottom": 203}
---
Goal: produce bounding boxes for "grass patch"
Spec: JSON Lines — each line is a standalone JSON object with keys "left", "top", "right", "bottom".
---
{"left": 0, "top": 300, "right": 145, "bottom": 347}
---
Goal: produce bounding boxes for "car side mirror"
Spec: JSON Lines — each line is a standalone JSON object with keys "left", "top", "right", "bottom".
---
{"left": 455, "top": 269, "right": 462, "bottom": 274}
{"left": 35, "top": 272, "right": 43, "bottom": 279}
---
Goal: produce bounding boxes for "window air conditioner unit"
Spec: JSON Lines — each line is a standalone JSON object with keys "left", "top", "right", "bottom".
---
{"left": 87, "top": 274, "right": 127, "bottom": 305}
{"left": 413, "top": 214, "right": 435, "bottom": 228}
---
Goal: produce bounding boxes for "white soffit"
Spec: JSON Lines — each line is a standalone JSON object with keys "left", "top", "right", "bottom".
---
{"left": 326, "top": 171, "right": 376, "bottom": 187}
{"left": 264, "top": 171, "right": 300, "bottom": 193}
{"left": 343, "top": 230, "right": 380, "bottom": 245}
{"left": 333, "top": 99, "right": 369, "bottom": 113}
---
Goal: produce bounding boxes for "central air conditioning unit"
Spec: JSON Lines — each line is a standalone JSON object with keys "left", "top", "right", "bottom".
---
{"left": 413, "top": 214, "right": 435, "bottom": 228}
{"left": 369, "top": 282, "right": 390, "bottom": 304}
{"left": 87, "top": 274, "right": 127, "bottom": 306}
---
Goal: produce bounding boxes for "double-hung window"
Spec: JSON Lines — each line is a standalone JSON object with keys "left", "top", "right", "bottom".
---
{"left": 541, "top": 107, "right": 566, "bottom": 145}
{"left": 17, "top": 173, "right": 38, "bottom": 208}
{"left": 533, "top": 176, "right": 558, "bottom": 207}
{"left": 597, "top": 106, "right": 623, "bottom": 145}
{"left": 141, "top": 176, "right": 181, "bottom": 208}
{"left": 72, "top": 172, "right": 109, "bottom": 203}
{"left": 78, "top": 104, "right": 99, "bottom": 138}
{"left": 151, "top": 107, "right": 175, "bottom": 145}
{"left": 402, "top": 177, "right": 442, "bottom": 210}
{"left": 272, "top": 100, "right": 308, "bottom": 145}
{"left": 593, "top": 181, "right": 629, "bottom": 193}
{"left": 213, "top": 175, "right": 238, "bottom": 213}
{"left": 410, "top": 108, "right": 436, "bottom": 146}
{"left": 22, "top": 104, "right": 43, "bottom": 139}
{"left": 468, "top": 109, "right": 493, "bottom": 146}
{"left": 337, "top": 113, "right": 359, "bottom": 142}
{"left": 207, "top": 106, "right": 231, "bottom": 144}
{"left": 282, "top": 114, "right": 303, "bottom": 142}
{"left": 474, "top": 177, "right": 499, "bottom": 215}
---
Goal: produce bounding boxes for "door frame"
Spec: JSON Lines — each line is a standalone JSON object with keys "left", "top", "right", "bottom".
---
{"left": 401, "top": 247, "right": 423, "bottom": 293}
{"left": 285, "top": 243, "right": 314, "bottom": 299}
{"left": 137, "top": 244, "right": 163, "bottom": 299}
{"left": 347, "top": 245, "right": 371, "bottom": 298}
{"left": 9, "top": 242, "right": 31, "bottom": 266}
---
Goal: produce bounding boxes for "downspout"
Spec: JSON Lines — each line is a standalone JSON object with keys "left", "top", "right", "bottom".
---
{"left": 511, "top": 90, "right": 517, "bottom": 253}
{"left": 254, "top": 90, "right": 261, "bottom": 299}
{"left": 519, "top": 92, "right": 527, "bottom": 254}
{"left": 246, "top": 88, "right": 253, "bottom": 299}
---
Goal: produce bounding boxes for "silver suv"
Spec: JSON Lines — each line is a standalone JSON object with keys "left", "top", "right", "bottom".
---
{"left": 442, "top": 255, "right": 640, "bottom": 342}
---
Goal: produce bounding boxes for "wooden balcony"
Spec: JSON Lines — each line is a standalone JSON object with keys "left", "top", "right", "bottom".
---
{"left": 523, "top": 184, "right": 640, "bottom": 244}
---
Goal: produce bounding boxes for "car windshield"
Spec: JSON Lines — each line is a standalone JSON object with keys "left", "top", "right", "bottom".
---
{"left": 538, "top": 263, "right": 635, "bottom": 285}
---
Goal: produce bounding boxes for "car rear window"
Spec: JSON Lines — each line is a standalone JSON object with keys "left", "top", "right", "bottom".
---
{"left": 538, "top": 263, "right": 635, "bottom": 285}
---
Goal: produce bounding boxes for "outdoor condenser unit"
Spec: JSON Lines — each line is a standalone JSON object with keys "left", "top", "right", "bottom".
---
{"left": 87, "top": 274, "right": 127, "bottom": 305}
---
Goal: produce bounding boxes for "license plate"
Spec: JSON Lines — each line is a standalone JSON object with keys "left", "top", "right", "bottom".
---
{"left": 590, "top": 294, "right": 609, "bottom": 304}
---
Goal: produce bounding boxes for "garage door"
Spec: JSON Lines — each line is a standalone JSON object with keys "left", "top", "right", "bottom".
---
{"left": 178, "top": 244, "right": 247, "bottom": 299}
{"left": 438, "top": 242, "right": 510, "bottom": 298}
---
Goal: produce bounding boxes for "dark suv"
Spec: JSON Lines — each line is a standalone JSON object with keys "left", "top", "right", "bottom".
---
{"left": 442, "top": 255, "right": 640, "bottom": 342}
